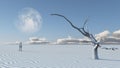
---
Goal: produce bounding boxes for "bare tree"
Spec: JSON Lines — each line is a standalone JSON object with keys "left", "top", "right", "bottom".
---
{"left": 51, "top": 14, "right": 100, "bottom": 59}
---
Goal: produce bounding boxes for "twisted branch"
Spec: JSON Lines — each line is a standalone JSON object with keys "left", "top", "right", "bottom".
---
{"left": 51, "top": 14, "right": 97, "bottom": 44}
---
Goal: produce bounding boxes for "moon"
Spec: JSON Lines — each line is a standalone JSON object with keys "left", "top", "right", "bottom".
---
{"left": 16, "top": 7, "right": 42, "bottom": 33}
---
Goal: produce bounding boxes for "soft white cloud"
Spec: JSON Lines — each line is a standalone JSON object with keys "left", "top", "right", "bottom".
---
{"left": 56, "top": 36, "right": 89, "bottom": 45}
{"left": 3, "top": 41, "right": 20, "bottom": 45}
{"left": 95, "top": 30, "right": 110, "bottom": 41}
{"left": 113, "top": 29, "right": 120, "bottom": 38}
{"left": 16, "top": 7, "right": 42, "bottom": 33}
{"left": 95, "top": 29, "right": 120, "bottom": 44}
{"left": 26, "top": 37, "right": 49, "bottom": 44}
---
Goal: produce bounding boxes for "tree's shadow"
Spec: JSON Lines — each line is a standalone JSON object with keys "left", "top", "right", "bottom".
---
{"left": 99, "top": 58, "right": 120, "bottom": 61}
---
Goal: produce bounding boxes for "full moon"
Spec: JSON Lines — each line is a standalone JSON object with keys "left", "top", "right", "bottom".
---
{"left": 17, "top": 7, "right": 42, "bottom": 33}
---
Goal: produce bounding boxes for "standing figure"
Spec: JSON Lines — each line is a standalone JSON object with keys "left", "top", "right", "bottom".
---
{"left": 19, "top": 42, "right": 22, "bottom": 52}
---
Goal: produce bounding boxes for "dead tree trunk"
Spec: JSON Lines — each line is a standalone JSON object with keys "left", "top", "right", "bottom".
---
{"left": 51, "top": 14, "right": 100, "bottom": 60}
{"left": 93, "top": 44, "right": 99, "bottom": 59}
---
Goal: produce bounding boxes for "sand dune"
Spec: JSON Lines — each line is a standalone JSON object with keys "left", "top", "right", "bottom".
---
{"left": 0, "top": 45, "right": 119, "bottom": 68}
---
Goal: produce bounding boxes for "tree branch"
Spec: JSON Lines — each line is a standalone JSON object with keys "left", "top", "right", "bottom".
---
{"left": 51, "top": 14, "right": 85, "bottom": 35}
{"left": 51, "top": 13, "right": 99, "bottom": 46}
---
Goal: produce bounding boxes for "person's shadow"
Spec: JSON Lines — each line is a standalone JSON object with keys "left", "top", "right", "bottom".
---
{"left": 99, "top": 58, "right": 120, "bottom": 61}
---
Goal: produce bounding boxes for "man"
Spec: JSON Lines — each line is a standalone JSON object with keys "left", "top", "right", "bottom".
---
{"left": 19, "top": 42, "right": 22, "bottom": 51}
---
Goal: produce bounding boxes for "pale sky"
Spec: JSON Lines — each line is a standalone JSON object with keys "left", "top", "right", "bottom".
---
{"left": 0, "top": 0, "right": 120, "bottom": 42}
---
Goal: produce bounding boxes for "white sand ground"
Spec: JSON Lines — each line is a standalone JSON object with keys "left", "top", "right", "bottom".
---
{"left": 0, "top": 44, "right": 119, "bottom": 68}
